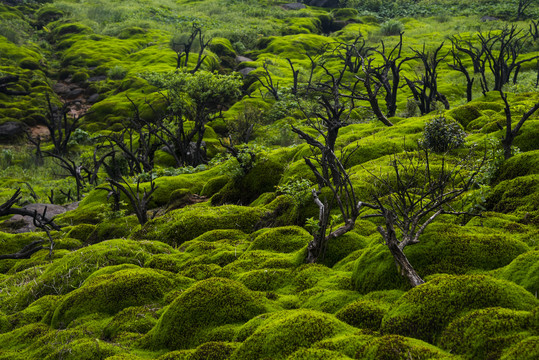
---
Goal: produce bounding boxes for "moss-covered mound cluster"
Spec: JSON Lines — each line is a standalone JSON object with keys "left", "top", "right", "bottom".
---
{"left": 2, "top": 0, "right": 539, "bottom": 358}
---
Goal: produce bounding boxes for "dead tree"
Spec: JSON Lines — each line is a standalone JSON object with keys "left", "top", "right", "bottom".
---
{"left": 499, "top": 89, "right": 539, "bottom": 159}
{"left": 171, "top": 24, "right": 211, "bottom": 73}
{"left": 0, "top": 189, "right": 59, "bottom": 260}
{"left": 361, "top": 150, "right": 484, "bottom": 287}
{"left": 100, "top": 177, "right": 158, "bottom": 225}
{"left": 45, "top": 152, "right": 87, "bottom": 201}
{"left": 404, "top": 43, "right": 449, "bottom": 115}
{"left": 530, "top": 19, "right": 539, "bottom": 40}
{"left": 254, "top": 60, "right": 280, "bottom": 100}
{"left": 291, "top": 54, "right": 363, "bottom": 263}
{"left": 517, "top": 0, "right": 537, "bottom": 20}
{"left": 336, "top": 36, "right": 375, "bottom": 74}
{"left": 104, "top": 97, "right": 163, "bottom": 175}
{"left": 0, "top": 75, "right": 29, "bottom": 96}
{"left": 478, "top": 26, "right": 539, "bottom": 91}
{"left": 286, "top": 58, "right": 300, "bottom": 95}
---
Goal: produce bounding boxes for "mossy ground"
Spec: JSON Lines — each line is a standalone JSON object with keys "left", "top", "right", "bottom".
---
{"left": 1, "top": 1, "right": 539, "bottom": 359}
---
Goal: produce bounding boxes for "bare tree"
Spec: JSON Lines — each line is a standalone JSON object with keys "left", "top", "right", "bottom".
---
{"left": 516, "top": 0, "right": 537, "bottom": 20}
{"left": 99, "top": 177, "right": 158, "bottom": 225}
{"left": 0, "top": 189, "right": 59, "bottom": 260}
{"left": 478, "top": 26, "right": 539, "bottom": 91}
{"left": 171, "top": 23, "right": 211, "bottom": 73}
{"left": 498, "top": 89, "right": 539, "bottom": 159}
{"left": 254, "top": 59, "right": 280, "bottom": 100}
{"left": 361, "top": 150, "right": 484, "bottom": 287}
{"left": 404, "top": 43, "right": 449, "bottom": 115}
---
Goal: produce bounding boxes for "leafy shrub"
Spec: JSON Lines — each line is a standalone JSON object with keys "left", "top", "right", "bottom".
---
{"left": 420, "top": 116, "right": 466, "bottom": 153}
{"left": 107, "top": 65, "right": 127, "bottom": 80}
{"left": 379, "top": 19, "right": 404, "bottom": 36}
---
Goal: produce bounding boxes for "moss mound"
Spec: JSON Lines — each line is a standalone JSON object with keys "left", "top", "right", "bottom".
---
{"left": 439, "top": 307, "right": 532, "bottom": 359}
{"left": 50, "top": 267, "right": 180, "bottom": 328}
{"left": 131, "top": 205, "right": 268, "bottom": 246}
{"left": 335, "top": 300, "right": 390, "bottom": 331}
{"left": 357, "top": 334, "right": 457, "bottom": 359}
{"left": 485, "top": 175, "right": 539, "bottom": 213}
{"left": 496, "top": 150, "right": 539, "bottom": 182}
{"left": 248, "top": 226, "right": 310, "bottom": 253}
{"left": 493, "top": 250, "right": 539, "bottom": 295}
{"left": 231, "top": 309, "right": 356, "bottom": 359}
{"left": 146, "top": 277, "right": 267, "bottom": 350}
{"left": 103, "top": 305, "right": 160, "bottom": 340}
{"left": 380, "top": 275, "right": 539, "bottom": 343}
{"left": 321, "top": 232, "right": 367, "bottom": 268}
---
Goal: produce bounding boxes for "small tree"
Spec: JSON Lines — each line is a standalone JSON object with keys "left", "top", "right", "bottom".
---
{"left": 361, "top": 149, "right": 484, "bottom": 287}
{"left": 145, "top": 70, "right": 242, "bottom": 167}
{"left": 170, "top": 23, "right": 211, "bottom": 73}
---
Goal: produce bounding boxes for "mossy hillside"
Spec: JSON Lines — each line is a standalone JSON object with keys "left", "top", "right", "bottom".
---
{"left": 102, "top": 305, "right": 160, "bottom": 341}
{"left": 500, "top": 336, "right": 539, "bottom": 360}
{"left": 439, "top": 307, "right": 532, "bottom": 359}
{"left": 247, "top": 226, "right": 310, "bottom": 253}
{"left": 485, "top": 175, "right": 539, "bottom": 213}
{"left": 6, "top": 295, "right": 59, "bottom": 331}
{"left": 495, "top": 150, "right": 539, "bottom": 183}
{"left": 251, "top": 33, "right": 335, "bottom": 59}
{"left": 300, "top": 289, "right": 361, "bottom": 314}
{"left": 145, "top": 277, "right": 269, "bottom": 350}
{"left": 335, "top": 299, "right": 390, "bottom": 331}
{"left": 403, "top": 223, "right": 529, "bottom": 275}
{"left": 0, "top": 323, "right": 51, "bottom": 356}
{"left": 0, "top": 239, "right": 174, "bottom": 313}
{"left": 492, "top": 250, "right": 539, "bottom": 295}
{"left": 50, "top": 267, "right": 184, "bottom": 328}
{"left": 356, "top": 334, "right": 459, "bottom": 360}
{"left": 131, "top": 204, "right": 268, "bottom": 246}
{"left": 380, "top": 275, "right": 539, "bottom": 344}
{"left": 231, "top": 309, "right": 356, "bottom": 360}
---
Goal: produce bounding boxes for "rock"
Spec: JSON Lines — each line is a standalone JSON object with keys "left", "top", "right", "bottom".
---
{"left": 4, "top": 203, "right": 69, "bottom": 233}
{"left": 480, "top": 15, "right": 499, "bottom": 22}
{"left": 239, "top": 67, "right": 256, "bottom": 76}
{"left": 0, "top": 121, "right": 27, "bottom": 143}
{"left": 302, "top": 0, "right": 339, "bottom": 8}
{"left": 87, "top": 94, "right": 100, "bottom": 104}
{"left": 236, "top": 55, "right": 254, "bottom": 63}
{"left": 65, "top": 88, "right": 84, "bottom": 99}
{"left": 282, "top": 3, "right": 306, "bottom": 10}
{"left": 52, "top": 82, "right": 71, "bottom": 96}
{"left": 88, "top": 75, "right": 106, "bottom": 82}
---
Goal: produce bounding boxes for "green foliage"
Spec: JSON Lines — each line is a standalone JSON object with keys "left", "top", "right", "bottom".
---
{"left": 275, "top": 177, "right": 313, "bottom": 206}
{"left": 107, "top": 65, "right": 128, "bottom": 80}
{"left": 145, "top": 277, "right": 268, "bottom": 350}
{"left": 379, "top": 19, "right": 404, "bottom": 36}
{"left": 420, "top": 116, "right": 466, "bottom": 153}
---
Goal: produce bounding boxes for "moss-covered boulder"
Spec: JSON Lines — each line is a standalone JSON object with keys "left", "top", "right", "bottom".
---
{"left": 356, "top": 334, "right": 458, "bottom": 359}
{"left": 248, "top": 226, "right": 310, "bottom": 253}
{"left": 500, "top": 336, "right": 539, "bottom": 360}
{"left": 380, "top": 275, "right": 539, "bottom": 343}
{"left": 103, "top": 305, "right": 160, "bottom": 340}
{"left": 495, "top": 150, "right": 539, "bottom": 183}
{"left": 493, "top": 250, "right": 539, "bottom": 295}
{"left": 50, "top": 267, "right": 183, "bottom": 328}
{"left": 131, "top": 205, "right": 268, "bottom": 246}
{"left": 335, "top": 300, "right": 390, "bottom": 331}
{"left": 145, "top": 277, "right": 268, "bottom": 350}
{"left": 439, "top": 307, "right": 532, "bottom": 359}
{"left": 485, "top": 175, "right": 539, "bottom": 212}
{"left": 231, "top": 309, "right": 356, "bottom": 359}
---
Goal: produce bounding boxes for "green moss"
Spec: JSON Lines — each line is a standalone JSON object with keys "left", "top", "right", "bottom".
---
{"left": 501, "top": 336, "right": 539, "bottom": 360}
{"left": 496, "top": 150, "right": 539, "bottom": 182}
{"left": 7, "top": 295, "right": 60, "bottom": 329}
{"left": 50, "top": 267, "right": 182, "bottom": 328}
{"left": 231, "top": 309, "right": 356, "bottom": 360}
{"left": 190, "top": 341, "right": 239, "bottom": 360}
{"left": 301, "top": 289, "right": 361, "bottom": 314}
{"left": 351, "top": 245, "right": 408, "bottom": 294}
{"left": 294, "top": 264, "right": 333, "bottom": 292}
{"left": 200, "top": 175, "right": 229, "bottom": 197}
{"left": 439, "top": 307, "right": 532, "bottom": 359}
{"left": 64, "top": 224, "right": 96, "bottom": 242}
{"left": 0, "top": 239, "right": 174, "bottom": 313}
{"left": 44, "top": 337, "right": 126, "bottom": 359}
{"left": 131, "top": 205, "right": 268, "bottom": 247}
{"left": 514, "top": 120, "right": 539, "bottom": 152}
{"left": 335, "top": 300, "right": 390, "bottom": 331}
{"left": 287, "top": 348, "right": 352, "bottom": 359}
{"left": 356, "top": 334, "right": 457, "bottom": 360}
{"left": 380, "top": 275, "right": 539, "bottom": 343}
{"left": 103, "top": 305, "right": 160, "bottom": 340}
{"left": 209, "top": 37, "right": 236, "bottom": 58}
{"left": 485, "top": 175, "right": 539, "bottom": 212}
{"left": 446, "top": 104, "right": 483, "bottom": 129}
{"left": 248, "top": 226, "right": 310, "bottom": 253}
{"left": 493, "top": 250, "right": 539, "bottom": 295}
{"left": 145, "top": 277, "right": 268, "bottom": 350}
{"left": 236, "top": 268, "right": 293, "bottom": 291}
{"left": 321, "top": 232, "right": 367, "bottom": 268}
{"left": 0, "top": 323, "right": 50, "bottom": 354}
{"left": 87, "top": 215, "right": 140, "bottom": 244}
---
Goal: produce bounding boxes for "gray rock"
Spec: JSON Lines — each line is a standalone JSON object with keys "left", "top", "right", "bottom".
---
{"left": 0, "top": 121, "right": 26, "bottom": 143}
{"left": 282, "top": 3, "right": 306, "bottom": 10}
{"left": 302, "top": 0, "right": 339, "bottom": 8}
{"left": 87, "top": 93, "right": 100, "bottom": 104}
{"left": 238, "top": 67, "right": 256, "bottom": 76}
{"left": 236, "top": 56, "right": 254, "bottom": 63}
{"left": 65, "top": 88, "right": 84, "bottom": 99}
{"left": 88, "top": 75, "right": 107, "bottom": 82}
{"left": 5, "top": 203, "right": 68, "bottom": 233}
{"left": 480, "top": 16, "right": 499, "bottom": 22}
